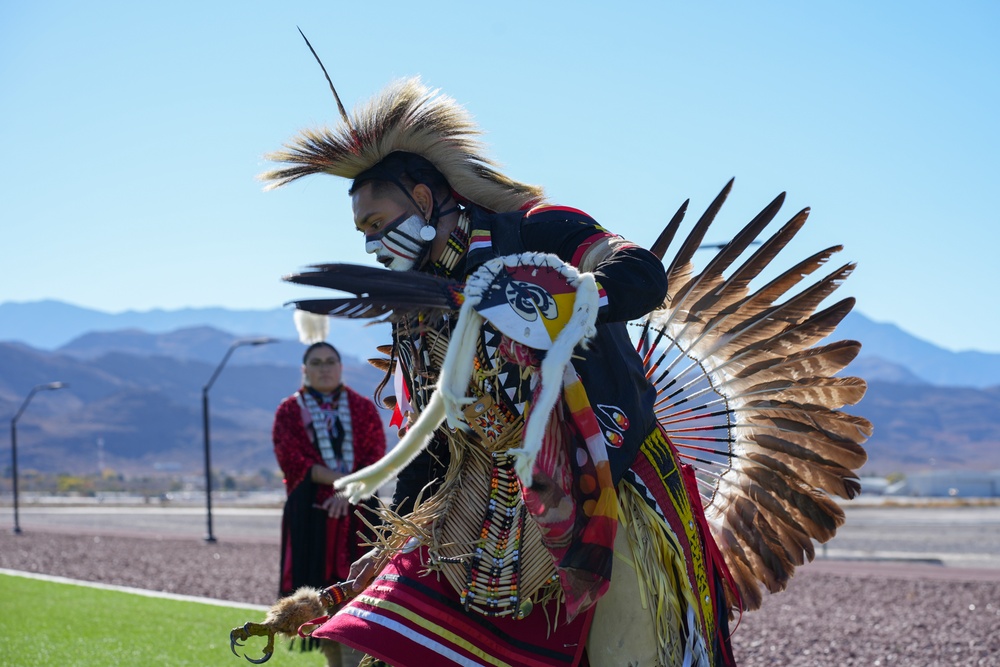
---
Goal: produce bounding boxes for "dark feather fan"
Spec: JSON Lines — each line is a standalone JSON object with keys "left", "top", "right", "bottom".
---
{"left": 637, "top": 181, "right": 871, "bottom": 610}
{"left": 284, "top": 263, "right": 463, "bottom": 322}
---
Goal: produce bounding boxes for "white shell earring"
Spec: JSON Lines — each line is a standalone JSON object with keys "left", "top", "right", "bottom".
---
{"left": 419, "top": 224, "right": 437, "bottom": 241}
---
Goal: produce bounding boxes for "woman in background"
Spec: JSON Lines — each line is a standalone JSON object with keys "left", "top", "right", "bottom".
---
{"left": 273, "top": 341, "right": 386, "bottom": 600}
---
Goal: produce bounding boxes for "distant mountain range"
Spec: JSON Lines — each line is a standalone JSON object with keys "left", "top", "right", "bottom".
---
{"left": 0, "top": 300, "right": 391, "bottom": 364}
{"left": 1, "top": 300, "right": 999, "bottom": 476}
{"left": 2, "top": 300, "right": 998, "bottom": 388}
{"left": 835, "top": 315, "right": 1000, "bottom": 388}
{"left": 0, "top": 330, "right": 388, "bottom": 477}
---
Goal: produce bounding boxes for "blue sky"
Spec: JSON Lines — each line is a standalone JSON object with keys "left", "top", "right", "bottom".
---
{"left": 2, "top": 1, "right": 998, "bottom": 352}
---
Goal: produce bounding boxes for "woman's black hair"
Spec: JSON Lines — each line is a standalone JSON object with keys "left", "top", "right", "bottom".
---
{"left": 302, "top": 341, "right": 340, "bottom": 364}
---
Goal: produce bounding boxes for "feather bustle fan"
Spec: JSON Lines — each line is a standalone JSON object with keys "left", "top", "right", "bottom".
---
{"left": 640, "top": 180, "right": 870, "bottom": 611}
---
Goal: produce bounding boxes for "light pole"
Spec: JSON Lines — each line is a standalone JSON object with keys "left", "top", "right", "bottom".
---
{"left": 11, "top": 382, "right": 69, "bottom": 535}
{"left": 202, "top": 337, "right": 278, "bottom": 543}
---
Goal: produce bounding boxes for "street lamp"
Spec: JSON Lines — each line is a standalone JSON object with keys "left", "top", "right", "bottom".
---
{"left": 202, "top": 337, "right": 279, "bottom": 543}
{"left": 11, "top": 382, "right": 69, "bottom": 535}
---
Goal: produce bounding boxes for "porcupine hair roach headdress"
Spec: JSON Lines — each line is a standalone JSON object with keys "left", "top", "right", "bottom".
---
{"left": 260, "top": 32, "right": 544, "bottom": 213}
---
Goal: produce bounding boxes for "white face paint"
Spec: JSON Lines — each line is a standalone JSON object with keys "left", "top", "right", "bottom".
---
{"left": 364, "top": 213, "right": 434, "bottom": 271}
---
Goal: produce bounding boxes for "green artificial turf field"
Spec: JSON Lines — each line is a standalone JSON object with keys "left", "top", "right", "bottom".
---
{"left": 0, "top": 573, "right": 326, "bottom": 667}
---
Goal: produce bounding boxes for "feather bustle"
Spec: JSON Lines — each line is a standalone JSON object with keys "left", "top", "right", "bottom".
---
{"left": 642, "top": 181, "right": 869, "bottom": 613}
{"left": 675, "top": 192, "right": 786, "bottom": 312}
{"left": 731, "top": 377, "right": 868, "bottom": 409}
{"left": 739, "top": 400, "right": 873, "bottom": 440}
{"left": 715, "top": 526, "right": 764, "bottom": 610}
{"left": 701, "top": 245, "right": 844, "bottom": 330}
{"left": 745, "top": 414, "right": 868, "bottom": 468}
{"left": 673, "top": 209, "right": 814, "bottom": 333}
{"left": 664, "top": 179, "right": 734, "bottom": 308}
{"left": 649, "top": 200, "right": 689, "bottom": 262}
{"left": 735, "top": 480, "right": 816, "bottom": 564}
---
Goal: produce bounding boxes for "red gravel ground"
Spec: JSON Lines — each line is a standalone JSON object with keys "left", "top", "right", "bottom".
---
{"left": 2, "top": 530, "right": 998, "bottom": 666}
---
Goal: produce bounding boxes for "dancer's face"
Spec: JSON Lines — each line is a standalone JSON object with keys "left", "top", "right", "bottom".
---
{"left": 352, "top": 181, "right": 431, "bottom": 271}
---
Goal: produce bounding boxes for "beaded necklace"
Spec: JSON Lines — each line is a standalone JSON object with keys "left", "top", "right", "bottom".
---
{"left": 427, "top": 211, "right": 470, "bottom": 278}
{"left": 396, "top": 212, "right": 471, "bottom": 412}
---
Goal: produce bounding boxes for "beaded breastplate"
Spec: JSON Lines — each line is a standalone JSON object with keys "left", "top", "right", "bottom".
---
{"left": 390, "top": 217, "right": 557, "bottom": 619}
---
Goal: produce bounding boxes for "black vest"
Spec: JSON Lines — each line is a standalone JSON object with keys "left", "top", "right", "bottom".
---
{"left": 465, "top": 207, "right": 658, "bottom": 483}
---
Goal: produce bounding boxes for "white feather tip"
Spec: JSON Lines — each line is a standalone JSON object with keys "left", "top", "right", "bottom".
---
{"left": 294, "top": 310, "right": 330, "bottom": 345}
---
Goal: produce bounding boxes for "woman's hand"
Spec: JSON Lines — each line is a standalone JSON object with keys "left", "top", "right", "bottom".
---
{"left": 319, "top": 492, "right": 351, "bottom": 519}
{"left": 310, "top": 463, "right": 344, "bottom": 485}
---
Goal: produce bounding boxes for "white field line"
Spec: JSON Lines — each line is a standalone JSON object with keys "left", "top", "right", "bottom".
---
{"left": 819, "top": 548, "right": 1000, "bottom": 565}
{"left": 0, "top": 567, "right": 268, "bottom": 612}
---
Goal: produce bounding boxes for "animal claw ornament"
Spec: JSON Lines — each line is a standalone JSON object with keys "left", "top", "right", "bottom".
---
{"left": 229, "top": 622, "right": 276, "bottom": 664}
{"left": 228, "top": 581, "right": 358, "bottom": 664}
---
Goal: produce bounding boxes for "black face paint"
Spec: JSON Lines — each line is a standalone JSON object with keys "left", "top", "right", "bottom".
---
{"left": 364, "top": 211, "right": 423, "bottom": 244}
{"left": 364, "top": 212, "right": 430, "bottom": 270}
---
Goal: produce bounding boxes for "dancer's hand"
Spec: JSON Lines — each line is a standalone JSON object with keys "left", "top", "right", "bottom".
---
{"left": 348, "top": 548, "right": 380, "bottom": 593}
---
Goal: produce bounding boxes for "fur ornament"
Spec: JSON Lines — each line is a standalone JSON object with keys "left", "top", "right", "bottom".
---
{"left": 294, "top": 310, "right": 329, "bottom": 345}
